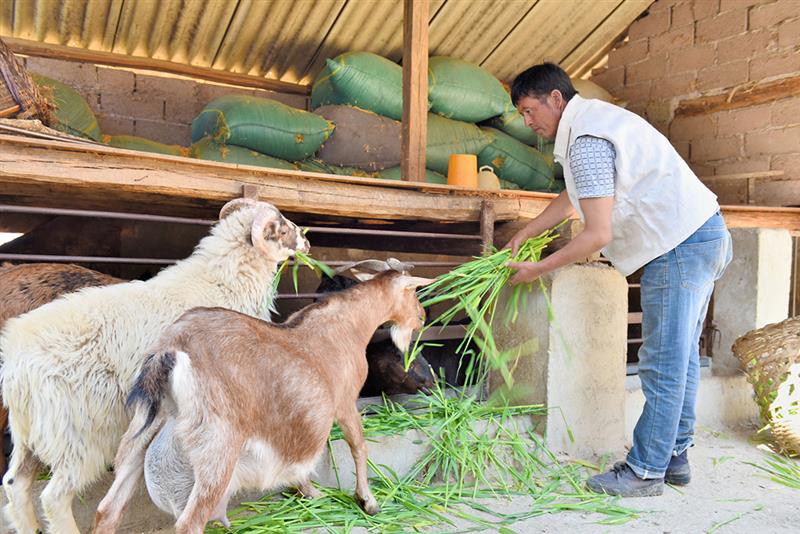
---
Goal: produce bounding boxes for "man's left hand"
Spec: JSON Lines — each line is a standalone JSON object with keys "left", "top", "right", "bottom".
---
{"left": 506, "top": 261, "right": 548, "bottom": 285}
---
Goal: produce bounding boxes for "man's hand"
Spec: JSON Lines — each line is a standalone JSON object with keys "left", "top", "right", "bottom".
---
{"left": 506, "top": 261, "right": 548, "bottom": 285}
{"left": 503, "top": 231, "right": 529, "bottom": 257}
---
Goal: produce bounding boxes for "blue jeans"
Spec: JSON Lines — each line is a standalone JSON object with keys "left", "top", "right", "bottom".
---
{"left": 627, "top": 212, "right": 732, "bottom": 479}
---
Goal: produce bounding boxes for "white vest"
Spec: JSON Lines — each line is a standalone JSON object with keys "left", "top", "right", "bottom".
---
{"left": 553, "top": 95, "right": 719, "bottom": 276}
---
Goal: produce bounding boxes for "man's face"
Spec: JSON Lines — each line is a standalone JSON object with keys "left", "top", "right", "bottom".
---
{"left": 516, "top": 91, "right": 565, "bottom": 140}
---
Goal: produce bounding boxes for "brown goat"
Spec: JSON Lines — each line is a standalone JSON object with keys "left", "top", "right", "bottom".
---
{"left": 94, "top": 270, "right": 433, "bottom": 534}
{"left": 0, "top": 263, "right": 121, "bottom": 472}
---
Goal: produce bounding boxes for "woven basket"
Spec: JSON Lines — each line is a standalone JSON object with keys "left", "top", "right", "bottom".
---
{"left": 0, "top": 36, "right": 54, "bottom": 124}
{"left": 733, "top": 316, "right": 800, "bottom": 454}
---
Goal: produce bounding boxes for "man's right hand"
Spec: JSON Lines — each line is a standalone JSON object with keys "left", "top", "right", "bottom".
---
{"left": 503, "top": 230, "right": 529, "bottom": 257}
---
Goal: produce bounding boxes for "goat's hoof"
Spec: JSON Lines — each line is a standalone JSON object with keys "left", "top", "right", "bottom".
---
{"left": 358, "top": 495, "right": 380, "bottom": 515}
{"left": 301, "top": 486, "right": 322, "bottom": 499}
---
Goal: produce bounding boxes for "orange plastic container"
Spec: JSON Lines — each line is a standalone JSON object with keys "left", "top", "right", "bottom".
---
{"left": 447, "top": 154, "right": 478, "bottom": 188}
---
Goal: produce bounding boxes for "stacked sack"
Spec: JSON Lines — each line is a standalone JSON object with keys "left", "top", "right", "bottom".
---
{"left": 312, "top": 52, "right": 569, "bottom": 192}
{"left": 32, "top": 74, "right": 194, "bottom": 157}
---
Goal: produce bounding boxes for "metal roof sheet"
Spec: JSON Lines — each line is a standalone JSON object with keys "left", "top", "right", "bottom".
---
{"left": 1, "top": 0, "right": 653, "bottom": 86}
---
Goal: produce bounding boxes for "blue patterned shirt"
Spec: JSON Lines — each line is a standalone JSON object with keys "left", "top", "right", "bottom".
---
{"left": 569, "top": 135, "right": 616, "bottom": 199}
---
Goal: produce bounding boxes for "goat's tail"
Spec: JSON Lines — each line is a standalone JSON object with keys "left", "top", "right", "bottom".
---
{"left": 126, "top": 351, "right": 176, "bottom": 436}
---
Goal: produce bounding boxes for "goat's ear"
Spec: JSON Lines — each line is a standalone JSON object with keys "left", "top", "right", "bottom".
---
{"left": 351, "top": 269, "right": 376, "bottom": 282}
{"left": 398, "top": 275, "right": 436, "bottom": 289}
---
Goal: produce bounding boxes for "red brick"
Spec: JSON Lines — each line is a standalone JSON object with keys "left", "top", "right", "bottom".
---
{"left": 771, "top": 153, "right": 800, "bottom": 175}
{"left": 691, "top": 135, "right": 743, "bottom": 160}
{"left": 670, "top": 114, "right": 717, "bottom": 140}
{"left": 754, "top": 180, "right": 800, "bottom": 207}
{"left": 95, "top": 113, "right": 135, "bottom": 137}
{"left": 716, "top": 104, "right": 773, "bottom": 133}
{"left": 716, "top": 30, "right": 774, "bottom": 65}
{"left": 719, "top": 0, "right": 772, "bottom": 11}
{"left": 778, "top": 18, "right": 800, "bottom": 49}
{"left": 696, "top": 8, "right": 748, "bottom": 42}
{"left": 649, "top": 0, "right": 678, "bottom": 12}
{"left": 668, "top": 44, "right": 716, "bottom": 74}
{"left": 608, "top": 39, "right": 649, "bottom": 68}
{"left": 696, "top": 59, "right": 749, "bottom": 90}
{"left": 692, "top": 0, "right": 720, "bottom": 20}
{"left": 714, "top": 156, "right": 771, "bottom": 174}
{"left": 618, "top": 81, "right": 653, "bottom": 105}
{"left": 650, "top": 72, "right": 696, "bottom": 98}
{"left": 134, "top": 119, "right": 191, "bottom": 146}
{"left": 671, "top": 2, "right": 696, "bottom": 27}
{"left": 590, "top": 66, "right": 624, "bottom": 92}
{"left": 626, "top": 52, "right": 668, "bottom": 83}
{"left": 628, "top": 9, "right": 671, "bottom": 40}
{"left": 746, "top": 125, "right": 800, "bottom": 154}
{"left": 673, "top": 140, "right": 691, "bottom": 159}
{"left": 749, "top": 49, "right": 800, "bottom": 81}
{"left": 649, "top": 24, "right": 695, "bottom": 52}
{"left": 97, "top": 67, "right": 134, "bottom": 94}
{"left": 99, "top": 91, "right": 164, "bottom": 120}
{"left": 749, "top": 0, "right": 799, "bottom": 29}
{"left": 690, "top": 162, "right": 716, "bottom": 176}
{"left": 770, "top": 98, "right": 800, "bottom": 127}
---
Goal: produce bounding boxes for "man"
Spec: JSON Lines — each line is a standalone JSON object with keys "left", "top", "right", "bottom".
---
{"left": 504, "top": 63, "right": 732, "bottom": 497}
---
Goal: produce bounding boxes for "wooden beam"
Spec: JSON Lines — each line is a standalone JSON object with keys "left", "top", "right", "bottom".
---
{"left": 675, "top": 75, "right": 800, "bottom": 118}
{"left": 0, "top": 134, "right": 557, "bottom": 223}
{"left": 401, "top": 0, "right": 429, "bottom": 182}
{"left": 4, "top": 37, "right": 309, "bottom": 96}
{"left": 701, "top": 171, "right": 785, "bottom": 182}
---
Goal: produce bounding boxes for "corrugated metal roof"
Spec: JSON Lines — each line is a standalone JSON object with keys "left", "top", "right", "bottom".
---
{"left": 0, "top": 0, "right": 653, "bottom": 86}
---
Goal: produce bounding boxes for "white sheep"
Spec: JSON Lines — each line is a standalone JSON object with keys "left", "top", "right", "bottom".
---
{"left": 1, "top": 198, "right": 308, "bottom": 534}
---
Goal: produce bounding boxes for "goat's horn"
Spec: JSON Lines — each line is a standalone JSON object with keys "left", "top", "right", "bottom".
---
{"left": 333, "top": 259, "right": 391, "bottom": 275}
{"left": 219, "top": 197, "right": 257, "bottom": 220}
{"left": 386, "top": 258, "right": 414, "bottom": 273}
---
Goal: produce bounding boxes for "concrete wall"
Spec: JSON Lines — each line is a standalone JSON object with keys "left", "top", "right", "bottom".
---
{"left": 20, "top": 56, "right": 307, "bottom": 146}
{"left": 591, "top": 0, "right": 800, "bottom": 206}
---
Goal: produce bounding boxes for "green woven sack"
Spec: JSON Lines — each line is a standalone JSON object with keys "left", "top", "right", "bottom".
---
{"left": 427, "top": 113, "right": 491, "bottom": 175}
{"left": 376, "top": 166, "right": 447, "bottom": 184}
{"left": 192, "top": 95, "right": 333, "bottom": 161}
{"left": 32, "top": 74, "right": 101, "bottom": 141}
{"left": 295, "top": 158, "right": 375, "bottom": 178}
{"left": 488, "top": 107, "right": 553, "bottom": 150}
{"left": 104, "top": 135, "right": 188, "bottom": 157}
{"left": 311, "top": 52, "right": 406, "bottom": 120}
{"left": 428, "top": 56, "right": 508, "bottom": 122}
{"left": 478, "top": 127, "right": 561, "bottom": 192}
{"left": 191, "top": 138, "right": 297, "bottom": 170}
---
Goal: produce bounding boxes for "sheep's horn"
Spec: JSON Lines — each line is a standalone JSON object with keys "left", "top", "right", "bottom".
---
{"left": 386, "top": 258, "right": 414, "bottom": 273}
{"left": 219, "top": 198, "right": 257, "bottom": 220}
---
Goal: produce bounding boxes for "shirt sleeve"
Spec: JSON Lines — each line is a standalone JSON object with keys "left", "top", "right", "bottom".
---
{"left": 569, "top": 135, "right": 616, "bottom": 199}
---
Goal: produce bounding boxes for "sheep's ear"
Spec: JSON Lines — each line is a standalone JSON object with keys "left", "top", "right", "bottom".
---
{"left": 399, "top": 275, "right": 436, "bottom": 289}
{"left": 351, "top": 268, "right": 376, "bottom": 282}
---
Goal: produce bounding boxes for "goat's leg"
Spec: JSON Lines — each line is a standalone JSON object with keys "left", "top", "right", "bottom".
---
{"left": 94, "top": 410, "right": 164, "bottom": 534}
{"left": 337, "top": 407, "right": 379, "bottom": 515}
{"left": 296, "top": 478, "right": 322, "bottom": 499}
{"left": 174, "top": 436, "right": 241, "bottom": 534}
{"left": 2, "top": 443, "right": 42, "bottom": 534}
{"left": 40, "top": 470, "right": 80, "bottom": 534}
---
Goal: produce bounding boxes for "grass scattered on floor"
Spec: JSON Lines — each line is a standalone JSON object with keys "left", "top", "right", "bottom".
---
{"left": 747, "top": 451, "right": 800, "bottom": 490}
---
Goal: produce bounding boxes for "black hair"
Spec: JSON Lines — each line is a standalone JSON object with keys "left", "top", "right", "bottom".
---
{"left": 511, "top": 63, "right": 577, "bottom": 106}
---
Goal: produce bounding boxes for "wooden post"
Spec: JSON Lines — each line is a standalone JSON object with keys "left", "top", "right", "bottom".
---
{"left": 480, "top": 200, "right": 496, "bottom": 255}
{"left": 401, "top": 0, "right": 428, "bottom": 182}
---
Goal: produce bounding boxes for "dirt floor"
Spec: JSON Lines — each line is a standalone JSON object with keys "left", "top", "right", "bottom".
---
{"left": 430, "top": 424, "right": 798, "bottom": 534}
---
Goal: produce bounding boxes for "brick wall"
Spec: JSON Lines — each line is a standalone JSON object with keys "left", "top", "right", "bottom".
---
{"left": 591, "top": 0, "right": 800, "bottom": 206}
{"left": 21, "top": 56, "right": 308, "bottom": 147}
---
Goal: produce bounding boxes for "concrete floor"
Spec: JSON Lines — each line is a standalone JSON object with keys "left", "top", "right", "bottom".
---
{"left": 1, "top": 423, "right": 796, "bottom": 533}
